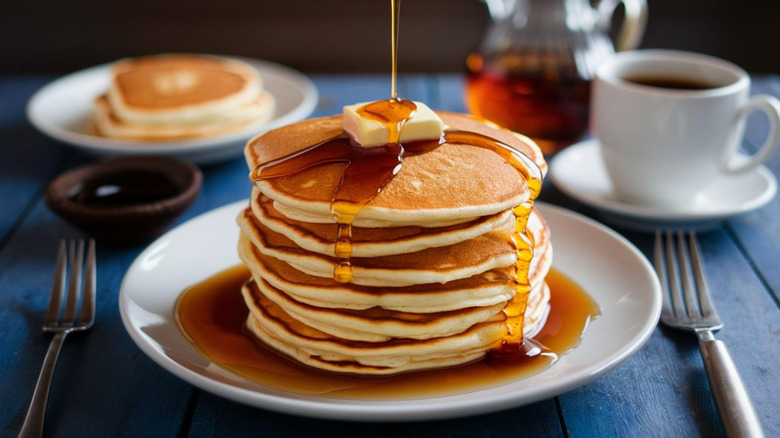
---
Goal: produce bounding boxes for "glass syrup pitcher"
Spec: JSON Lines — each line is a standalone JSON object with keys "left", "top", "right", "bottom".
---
{"left": 465, "top": 0, "right": 647, "bottom": 155}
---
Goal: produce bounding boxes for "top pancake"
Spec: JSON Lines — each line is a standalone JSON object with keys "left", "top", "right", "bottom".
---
{"left": 108, "top": 54, "right": 262, "bottom": 126}
{"left": 245, "top": 112, "right": 546, "bottom": 227}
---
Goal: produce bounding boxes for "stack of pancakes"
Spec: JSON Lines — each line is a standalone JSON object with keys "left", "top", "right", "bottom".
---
{"left": 237, "top": 112, "right": 551, "bottom": 375}
{"left": 93, "top": 54, "right": 275, "bottom": 140}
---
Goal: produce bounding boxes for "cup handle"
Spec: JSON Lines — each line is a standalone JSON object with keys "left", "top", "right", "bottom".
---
{"left": 724, "top": 95, "right": 780, "bottom": 174}
{"left": 597, "top": 0, "right": 648, "bottom": 51}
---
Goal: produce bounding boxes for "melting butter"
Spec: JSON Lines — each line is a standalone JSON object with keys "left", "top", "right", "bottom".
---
{"left": 343, "top": 100, "right": 444, "bottom": 147}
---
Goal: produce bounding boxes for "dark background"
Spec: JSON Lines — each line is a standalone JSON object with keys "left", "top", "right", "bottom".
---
{"left": 1, "top": 0, "right": 778, "bottom": 74}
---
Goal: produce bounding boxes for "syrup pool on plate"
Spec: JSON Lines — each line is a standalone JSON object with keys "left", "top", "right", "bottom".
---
{"left": 175, "top": 265, "right": 599, "bottom": 399}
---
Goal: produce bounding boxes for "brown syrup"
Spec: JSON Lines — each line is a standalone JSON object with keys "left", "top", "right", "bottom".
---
{"left": 250, "top": 0, "right": 542, "bottom": 358}
{"left": 176, "top": 265, "right": 600, "bottom": 398}
{"left": 69, "top": 170, "right": 181, "bottom": 206}
{"left": 465, "top": 52, "right": 591, "bottom": 155}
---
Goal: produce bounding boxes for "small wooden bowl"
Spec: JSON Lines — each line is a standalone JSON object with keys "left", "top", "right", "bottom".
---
{"left": 45, "top": 156, "right": 202, "bottom": 246}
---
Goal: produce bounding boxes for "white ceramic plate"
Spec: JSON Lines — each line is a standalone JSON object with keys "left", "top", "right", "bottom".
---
{"left": 119, "top": 200, "right": 661, "bottom": 421}
{"left": 26, "top": 57, "right": 318, "bottom": 165}
{"left": 550, "top": 140, "right": 777, "bottom": 232}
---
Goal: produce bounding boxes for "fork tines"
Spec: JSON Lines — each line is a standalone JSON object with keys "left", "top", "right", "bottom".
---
{"left": 45, "top": 239, "right": 96, "bottom": 332}
{"left": 654, "top": 230, "right": 722, "bottom": 332}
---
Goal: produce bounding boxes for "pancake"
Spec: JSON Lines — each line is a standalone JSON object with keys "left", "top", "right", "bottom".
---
{"left": 242, "top": 281, "right": 508, "bottom": 374}
{"left": 237, "top": 207, "right": 518, "bottom": 287}
{"left": 252, "top": 274, "right": 508, "bottom": 342}
{"left": 239, "top": 239, "right": 517, "bottom": 313}
{"left": 250, "top": 189, "right": 515, "bottom": 257}
{"left": 109, "top": 54, "right": 262, "bottom": 124}
{"left": 245, "top": 112, "right": 545, "bottom": 227}
{"left": 239, "top": 238, "right": 549, "bottom": 343}
{"left": 234, "top": 103, "right": 552, "bottom": 375}
{"left": 93, "top": 93, "right": 274, "bottom": 140}
{"left": 93, "top": 54, "right": 276, "bottom": 140}
{"left": 236, "top": 207, "right": 551, "bottom": 314}
{"left": 236, "top": 203, "right": 553, "bottom": 373}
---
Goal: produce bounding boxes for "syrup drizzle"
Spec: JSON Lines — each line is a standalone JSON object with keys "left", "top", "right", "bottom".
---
{"left": 251, "top": 0, "right": 543, "bottom": 358}
{"left": 440, "top": 130, "right": 542, "bottom": 359}
{"left": 390, "top": 0, "right": 401, "bottom": 100}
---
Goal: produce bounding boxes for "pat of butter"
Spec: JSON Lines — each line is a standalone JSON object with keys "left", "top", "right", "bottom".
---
{"left": 343, "top": 101, "right": 444, "bottom": 147}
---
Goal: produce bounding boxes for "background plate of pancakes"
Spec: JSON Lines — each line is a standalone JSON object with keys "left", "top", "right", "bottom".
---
{"left": 26, "top": 56, "right": 318, "bottom": 165}
{"left": 119, "top": 199, "right": 661, "bottom": 421}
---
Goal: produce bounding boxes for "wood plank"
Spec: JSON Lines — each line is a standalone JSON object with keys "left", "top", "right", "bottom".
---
{"left": 0, "top": 102, "right": 269, "bottom": 436}
{"left": 0, "top": 76, "right": 201, "bottom": 436}
{"left": 187, "top": 391, "right": 564, "bottom": 437}
{"left": 0, "top": 196, "right": 193, "bottom": 437}
{"left": 558, "top": 219, "right": 780, "bottom": 437}
{"left": 725, "top": 76, "right": 780, "bottom": 304}
{"left": 2, "top": 143, "right": 286, "bottom": 436}
{"left": 0, "top": 77, "right": 69, "bottom": 247}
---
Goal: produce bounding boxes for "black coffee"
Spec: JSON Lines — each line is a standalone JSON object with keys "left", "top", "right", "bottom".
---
{"left": 624, "top": 76, "right": 717, "bottom": 90}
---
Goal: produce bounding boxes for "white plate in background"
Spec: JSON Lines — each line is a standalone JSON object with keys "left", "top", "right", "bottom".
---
{"left": 27, "top": 57, "right": 318, "bottom": 165}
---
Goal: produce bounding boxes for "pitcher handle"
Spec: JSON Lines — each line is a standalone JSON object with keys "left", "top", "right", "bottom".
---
{"left": 597, "top": 0, "right": 648, "bottom": 51}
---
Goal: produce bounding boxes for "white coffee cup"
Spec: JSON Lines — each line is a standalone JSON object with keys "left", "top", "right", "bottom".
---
{"left": 591, "top": 49, "right": 780, "bottom": 207}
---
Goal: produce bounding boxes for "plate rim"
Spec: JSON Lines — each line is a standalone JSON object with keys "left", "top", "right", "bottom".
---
{"left": 26, "top": 56, "right": 318, "bottom": 159}
{"left": 119, "top": 200, "right": 662, "bottom": 421}
{"left": 549, "top": 139, "right": 778, "bottom": 223}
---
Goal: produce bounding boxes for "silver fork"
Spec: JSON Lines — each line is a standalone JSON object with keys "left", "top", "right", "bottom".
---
{"left": 655, "top": 231, "right": 763, "bottom": 438}
{"left": 18, "top": 239, "right": 96, "bottom": 438}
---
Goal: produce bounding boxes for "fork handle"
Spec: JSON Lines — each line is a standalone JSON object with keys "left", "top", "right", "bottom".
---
{"left": 18, "top": 331, "right": 68, "bottom": 438}
{"left": 700, "top": 338, "right": 765, "bottom": 438}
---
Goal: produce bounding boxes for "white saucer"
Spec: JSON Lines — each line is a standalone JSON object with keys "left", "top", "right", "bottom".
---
{"left": 549, "top": 139, "right": 777, "bottom": 232}
{"left": 26, "top": 57, "right": 318, "bottom": 165}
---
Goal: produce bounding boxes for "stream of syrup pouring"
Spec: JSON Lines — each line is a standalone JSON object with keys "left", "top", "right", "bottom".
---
{"left": 252, "top": 0, "right": 543, "bottom": 361}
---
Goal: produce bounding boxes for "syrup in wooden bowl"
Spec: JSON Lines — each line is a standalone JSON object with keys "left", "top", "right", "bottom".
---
{"left": 69, "top": 170, "right": 181, "bottom": 206}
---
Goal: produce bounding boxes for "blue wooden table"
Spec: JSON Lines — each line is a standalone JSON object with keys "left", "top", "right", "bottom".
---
{"left": 2, "top": 72, "right": 779, "bottom": 437}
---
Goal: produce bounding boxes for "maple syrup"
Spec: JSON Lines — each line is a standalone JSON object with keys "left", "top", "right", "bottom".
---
{"left": 465, "top": 52, "right": 591, "bottom": 156}
{"left": 176, "top": 265, "right": 599, "bottom": 398}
